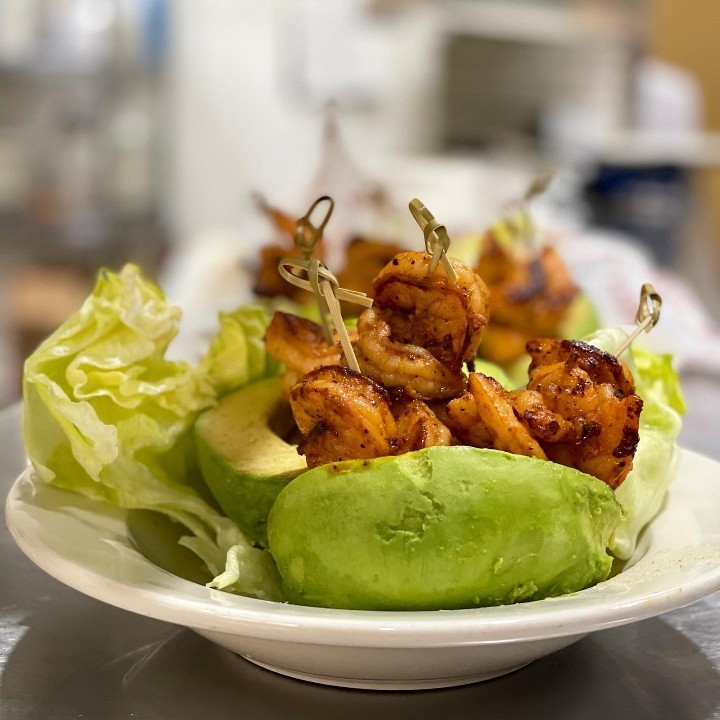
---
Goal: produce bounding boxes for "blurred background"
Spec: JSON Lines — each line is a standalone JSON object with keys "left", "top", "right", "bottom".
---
{"left": 2, "top": 0, "right": 720, "bottom": 410}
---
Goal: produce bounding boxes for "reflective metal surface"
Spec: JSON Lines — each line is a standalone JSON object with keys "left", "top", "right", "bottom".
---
{"left": 2, "top": 398, "right": 720, "bottom": 719}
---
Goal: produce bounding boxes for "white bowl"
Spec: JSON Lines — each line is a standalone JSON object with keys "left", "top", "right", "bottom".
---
{"left": 6, "top": 448, "right": 720, "bottom": 691}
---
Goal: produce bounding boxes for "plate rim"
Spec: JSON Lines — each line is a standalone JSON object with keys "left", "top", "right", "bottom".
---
{"left": 7, "top": 447, "right": 720, "bottom": 649}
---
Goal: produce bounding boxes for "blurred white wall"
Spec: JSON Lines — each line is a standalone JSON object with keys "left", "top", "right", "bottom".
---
{"left": 166, "top": 0, "right": 444, "bottom": 243}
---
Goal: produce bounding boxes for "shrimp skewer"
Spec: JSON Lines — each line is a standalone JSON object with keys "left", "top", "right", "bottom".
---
{"left": 355, "top": 251, "right": 489, "bottom": 399}
{"left": 476, "top": 236, "right": 579, "bottom": 365}
{"left": 355, "top": 308, "right": 467, "bottom": 400}
{"left": 524, "top": 339, "right": 642, "bottom": 488}
{"left": 457, "top": 339, "right": 643, "bottom": 488}
{"left": 266, "top": 237, "right": 643, "bottom": 489}
{"left": 289, "top": 366, "right": 452, "bottom": 468}
{"left": 290, "top": 366, "right": 396, "bottom": 469}
{"left": 372, "top": 251, "right": 490, "bottom": 367}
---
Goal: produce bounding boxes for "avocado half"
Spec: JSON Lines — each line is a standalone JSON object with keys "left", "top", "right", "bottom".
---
{"left": 194, "top": 377, "right": 306, "bottom": 547}
{"left": 268, "top": 446, "right": 621, "bottom": 610}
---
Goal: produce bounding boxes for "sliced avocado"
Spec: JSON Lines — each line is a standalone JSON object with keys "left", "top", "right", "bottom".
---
{"left": 195, "top": 377, "right": 307, "bottom": 547}
{"left": 268, "top": 446, "right": 621, "bottom": 610}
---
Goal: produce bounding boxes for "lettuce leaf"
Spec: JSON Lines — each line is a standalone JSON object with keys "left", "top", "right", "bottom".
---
{"left": 199, "top": 305, "right": 281, "bottom": 397}
{"left": 632, "top": 347, "right": 686, "bottom": 416}
{"left": 584, "top": 327, "right": 683, "bottom": 559}
{"left": 207, "top": 543, "right": 285, "bottom": 600}
{"left": 23, "top": 264, "right": 284, "bottom": 601}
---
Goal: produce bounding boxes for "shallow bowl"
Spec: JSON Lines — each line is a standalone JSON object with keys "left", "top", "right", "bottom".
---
{"left": 6, "top": 448, "right": 720, "bottom": 690}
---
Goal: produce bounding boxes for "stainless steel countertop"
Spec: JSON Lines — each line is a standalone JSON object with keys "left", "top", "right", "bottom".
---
{"left": 2, "top": 391, "right": 720, "bottom": 720}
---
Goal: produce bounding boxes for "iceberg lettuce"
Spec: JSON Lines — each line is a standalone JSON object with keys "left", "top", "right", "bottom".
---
{"left": 199, "top": 305, "right": 282, "bottom": 397}
{"left": 584, "top": 328, "right": 684, "bottom": 559}
{"left": 23, "top": 264, "right": 284, "bottom": 600}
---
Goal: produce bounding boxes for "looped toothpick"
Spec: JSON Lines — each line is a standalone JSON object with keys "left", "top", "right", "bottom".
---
{"left": 295, "top": 195, "right": 335, "bottom": 259}
{"left": 286, "top": 196, "right": 336, "bottom": 345}
{"left": 279, "top": 195, "right": 370, "bottom": 373}
{"left": 615, "top": 284, "right": 662, "bottom": 357}
{"left": 523, "top": 171, "right": 556, "bottom": 203}
{"left": 500, "top": 171, "right": 556, "bottom": 249}
{"left": 278, "top": 258, "right": 372, "bottom": 373}
{"left": 408, "top": 199, "right": 458, "bottom": 283}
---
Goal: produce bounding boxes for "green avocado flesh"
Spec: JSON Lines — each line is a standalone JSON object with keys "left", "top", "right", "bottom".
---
{"left": 561, "top": 294, "right": 600, "bottom": 340}
{"left": 194, "top": 378, "right": 307, "bottom": 547}
{"left": 268, "top": 446, "right": 621, "bottom": 610}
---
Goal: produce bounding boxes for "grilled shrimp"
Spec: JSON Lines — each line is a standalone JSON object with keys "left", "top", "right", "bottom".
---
{"left": 524, "top": 339, "right": 642, "bottom": 488}
{"left": 353, "top": 251, "right": 488, "bottom": 399}
{"left": 509, "top": 389, "right": 574, "bottom": 443}
{"left": 450, "top": 341, "right": 642, "bottom": 487}
{"left": 445, "top": 390, "right": 493, "bottom": 448}
{"left": 289, "top": 366, "right": 396, "bottom": 469}
{"left": 478, "top": 240, "right": 578, "bottom": 335}
{"left": 265, "top": 312, "right": 342, "bottom": 395}
{"left": 354, "top": 307, "right": 467, "bottom": 400}
{"left": 392, "top": 398, "right": 453, "bottom": 454}
{"left": 372, "top": 251, "right": 490, "bottom": 367}
{"left": 526, "top": 338, "right": 636, "bottom": 394}
{"left": 476, "top": 236, "right": 578, "bottom": 365}
{"left": 468, "top": 373, "right": 547, "bottom": 459}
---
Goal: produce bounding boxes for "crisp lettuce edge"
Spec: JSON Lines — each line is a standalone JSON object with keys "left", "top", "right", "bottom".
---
{"left": 22, "top": 264, "right": 285, "bottom": 601}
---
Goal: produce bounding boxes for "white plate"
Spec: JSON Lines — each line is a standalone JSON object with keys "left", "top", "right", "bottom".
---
{"left": 6, "top": 448, "right": 720, "bottom": 691}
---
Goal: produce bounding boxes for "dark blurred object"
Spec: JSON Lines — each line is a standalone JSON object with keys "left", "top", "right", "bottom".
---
{"left": 583, "top": 164, "right": 692, "bottom": 265}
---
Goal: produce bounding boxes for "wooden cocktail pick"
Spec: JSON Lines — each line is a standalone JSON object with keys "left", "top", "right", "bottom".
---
{"left": 522, "top": 171, "right": 555, "bottom": 204}
{"left": 278, "top": 197, "right": 372, "bottom": 373}
{"left": 408, "top": 198, "right": 459, "bottom": 283}
{"left": 497, "top": 171, "right": 556, "bottom": 249}
{"left": 615, "top": 283, "right": 662, "bottom": 357}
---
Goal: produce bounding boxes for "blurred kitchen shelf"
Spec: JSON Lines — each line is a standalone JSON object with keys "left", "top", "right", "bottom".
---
{"left": 0, "top": 60, "right": 161, "bottom": 80}
{"left": 588, "top": 131, "right": 720, "bottom": 167}
{"left": 443, "top": 0, "right": 636, "bottom": 46}
{"left": 0, "top": 214, "right": 169, "bottom": 275}
{"left": 442, "top": 6, "right": 634, "bottom": 148}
